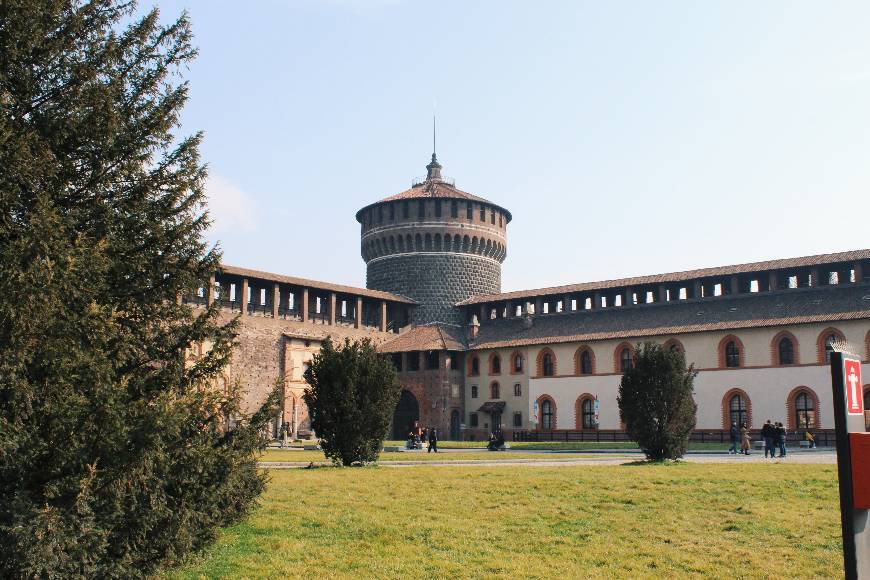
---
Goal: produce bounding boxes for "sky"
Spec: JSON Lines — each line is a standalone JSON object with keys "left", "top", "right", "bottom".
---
{"left": 147, "top": 1, "right": 870, "bottom": 292}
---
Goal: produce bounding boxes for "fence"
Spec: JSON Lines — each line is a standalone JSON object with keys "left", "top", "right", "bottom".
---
{"left": 512, "top": 429, "right": 836, "bottom": 447}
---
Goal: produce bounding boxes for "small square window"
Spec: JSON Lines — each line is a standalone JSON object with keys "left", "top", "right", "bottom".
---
{"left": 513, "top": 412, "right": 522, "bottom": 427}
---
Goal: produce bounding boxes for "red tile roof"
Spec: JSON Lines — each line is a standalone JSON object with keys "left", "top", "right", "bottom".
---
{"left": 378, "top": 323, "right": 468, "bottom": 353}
{"left": 458, "top": 249, "right": 870, "bottom": 306}
{"left": 355, "top": 180, "right": 512, "bottom": 222}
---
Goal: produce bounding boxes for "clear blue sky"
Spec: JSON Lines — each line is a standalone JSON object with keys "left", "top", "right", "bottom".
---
{"left": 148, "top": 1, "right": 870, "bottom": 292}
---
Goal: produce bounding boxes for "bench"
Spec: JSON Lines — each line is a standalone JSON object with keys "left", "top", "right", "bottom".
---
{"left": 799, "top": 440, "right": 812, "bottom": 448}
{"left": 753, "top": 440, "right": 765, "bottom": 450}
{"left": 382, "top": 446, "right": 404, "bottom": 452}
{"left": 303, "top": 444, "right": 322, "bottom": 451}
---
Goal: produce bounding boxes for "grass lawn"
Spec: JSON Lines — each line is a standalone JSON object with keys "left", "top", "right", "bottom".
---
{"left": 167, "top": 463, "right": 841, "bottom": 578}
{"left": 258, "top": 450, "right": 611, "bottom": 463}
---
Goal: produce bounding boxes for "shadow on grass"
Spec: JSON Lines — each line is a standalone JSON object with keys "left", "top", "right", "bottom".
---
{"left": 621, "top": 458, "right": 688, "bottom": 467}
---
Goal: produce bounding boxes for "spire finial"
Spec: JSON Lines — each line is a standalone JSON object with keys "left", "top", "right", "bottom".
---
{"left": 433, "top": 111, "right": 436, "bottom": 160}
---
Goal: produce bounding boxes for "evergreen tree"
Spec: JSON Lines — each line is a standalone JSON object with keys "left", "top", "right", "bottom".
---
{"left": 303, "top": 338, "right": 400, "bottom": 466}
{"left": 617, "top": 342, "right": 697, "bottom": 461}
{"left": 0, "top": 1, "right": 278, "bottom": 576}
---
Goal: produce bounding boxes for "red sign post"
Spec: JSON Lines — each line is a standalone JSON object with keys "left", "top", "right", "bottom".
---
{"left": 831, "top": 351, "right": 870, "bottom": 580}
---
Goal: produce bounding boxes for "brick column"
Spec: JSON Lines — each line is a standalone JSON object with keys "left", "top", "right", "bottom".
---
{"left": 564, "top": 295, "right": 572, "bottom": 312}
{"left": 207, "top": 275, "right": 216, "bottom": 306}
{"left": 240, "top": 278, "right": 249, "bottom": 315}
{"left": 505, "top": 301, "right": 513, "bottom": 318}
{"left": 355, "top": 297, "right": 363, "bottom": 328}
{"left": 272, "top": 283, "right": 280, "bottom": 319}
{"left": 854, "top": 261, "right": 864, "bottom": 284}
{"left": 692, "top": 280, "right": 701, "bottom": 299}
{"left": 658, "top": 285, "right": 667, "bottom": 303}
{"left": 301, "top": 288, "right": 309, "bottom": 323}
{"left": 592, "top": 291, "right": 600, "bottom": 309}
{"left": 623, "top": 288, "right": 633, "bottom": 306}
{"left": 380, "top": 300, "right": 387, "bottom": 332}
{"left": 534, "top": 298, "right": 543, "bottom": 315}
{"left": 768, "top": 271, "right": 778, "bottom": 292}
{"left": 329, "top": 292, "right": 336, "bottom": 326}
{"left": 730, "top": 276, "right": 739, "bottom": 295}
{"left": 810, "top": 267, "right": 820, "bottom": 287}
{"left": 481, "top": 304, "right": 488, "bottom": 322}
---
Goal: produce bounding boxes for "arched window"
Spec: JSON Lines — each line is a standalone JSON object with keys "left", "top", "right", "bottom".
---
{"left": 470, "top": 356, "right": 479, "bottom": 376}
{"left": 490, "top": 382, "right": 500, "bottom": 400}
{"left": 794, "top": 391, "right": 816, "bottom": 429}
{"left": 541, "top": 399, "right": 554, "bottom": 430}
{"left": 542, "top": 353, "right": 554, "bottom": 376}
{"left": 778, "top": 337, "right": 794, "bottom": 365}
{"left": 513, "top": 383, "right": 521, "bottom": 397}
{"left": 725, "top": 341, "right": 741, "bottom": 368}
{"left": 580, "top": 350, "right": 593, "bottom": 375}
{"left": 824, "top": 333, "right": 837, "bottom": 363}
{"left": 620, "top": 347, "right": 633, "bottom": 373}
{"left": 513, "top": 353, "right": 523, "bottom": 373}
{"left": 582, "top": 398, "right": 596, "bottom": 429}
{"left": 491, "top": 355, "right": 501, "bottom": 375}
{"left": 729, "top": 394, "right": 748, "bottom": 427}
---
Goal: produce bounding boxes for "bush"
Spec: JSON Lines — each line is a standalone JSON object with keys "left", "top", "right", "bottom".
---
{"left": 0, "top": 2, "right": 278, "bottom": 576}
{"left": 617, "top": 342, "right": 697, "bottom": 460}
{"left": 303, "top": 338, "right": 401, "bottom": 466}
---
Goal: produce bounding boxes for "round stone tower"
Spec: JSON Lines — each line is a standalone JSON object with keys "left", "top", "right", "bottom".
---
{"left": 356, "top": 154, "right": 511, "bottom": 326}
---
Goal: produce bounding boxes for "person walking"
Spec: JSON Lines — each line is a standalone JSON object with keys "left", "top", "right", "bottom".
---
{"left": 280, "top": 422, "right": 289, "bottom": 449}
{"left": 805, "top": 430, "right": 816, "bottom": 449}
{"left": 740, "top": 423, "right": 751, "bottom": 455}
{"left": 428, "top": 428, "right": 438, "bottom": 453}
{"left": 728, "top": 422, "right": 739, "bottom": 454}
{"left": 761, "top": 420, "right": 775, "bottom": 459}
{"left": 776, "top": 422, "right": 787, "bottom": 458}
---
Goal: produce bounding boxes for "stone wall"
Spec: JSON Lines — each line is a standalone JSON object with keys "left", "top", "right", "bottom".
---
{"left": 367, "top": 253, "right": 501, "bottom": 325}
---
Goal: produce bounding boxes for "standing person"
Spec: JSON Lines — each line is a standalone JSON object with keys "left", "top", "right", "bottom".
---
{"left": 762, "top": 420, "right": 775, "bottom": 459}
{"left": 280, "top": 422, "right": 289, "bottom": 449}
{"left": 776, "top": 422, "right": 787, "bottom": 458}
{"left": 805, "top": 430, "right": 816, "bottom": 449}
{"left": 428, "top": 428, "right": 438, "bottom": 453}
{"left": 740, "top": 423, "right": 751, "bottom": 455}
{"left": 728, "top": 422, "right": 739, "bottom": 454}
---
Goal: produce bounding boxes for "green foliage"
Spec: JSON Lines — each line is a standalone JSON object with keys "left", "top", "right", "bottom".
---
{"left": 0, "top": 1, "right": 278, "bottom": 576}
{"left": 303, "top": 338, "right": 400, "bottom": 466}
{"left": 617, "top": 342, "right": 697, "bottom": 460}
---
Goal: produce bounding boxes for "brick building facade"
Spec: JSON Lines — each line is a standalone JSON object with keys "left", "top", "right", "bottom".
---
{"left": 188, "top": 154, "right": 870, "bottom": 441}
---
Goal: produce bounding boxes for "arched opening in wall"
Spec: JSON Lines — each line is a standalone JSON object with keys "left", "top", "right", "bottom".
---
{"left": 536, "top": 348, "right": 556, "bottom": 377}
{"left": 405, "top": 234, "right": 412, "bottom": 251}
{"left": 415, "top": 233, "right": 423, "bottom": 251}
{"left": 511, "top": 351, "right": 524, "bottom": 374}
{"left": 471, "top": 236, "right": 479, "bottom": 253}
{"left": 490, "top": 353, "right": 501, "bottom": 375}
{"left": 614, "top": 342, "right": 634, "bottom": 373}
{"left": 663, "top": 338, "right": 684, "bottom": 356}
{"left": 388, "top": 236, "right": 395, "bottom": 252}
{"left": 787, "top": 387, "right": 819, "bottom": 430}
{"left": 574, "top": 346, "right": 595, "bottom": 375}
{"left": 718, "top": 335, "right": 744, "bottom": 368}
{"left": 469, "top": 355, "right": 480, "bottom": 376}
{"left": 425, "top": 233, "right": 432, "bottom": 250}
{"left": 772, "top": 331, "right": 799, "bottom": 366}
{"left": 450, "top": 409, "right": 460, "bottom": 440}
{"left": 817, "top": 327, "right": 846, "bottom": 364}
{"left": 574, "top": 394, "right": 597, "bottom": 430}
{"left": 392, "top": 390, "right": 419, "bottom": 440}
{"left": 397, "top": 236, "right": 405, "bottom": 252}
{"left": 453, "top": 234, "right": 461, "bottom": 252}
{"left": 462, "top": 235, "right": 470, "bottom": 252}
{"left": 434, "top": 233, "right": 442, "bottom": 251}
{"left": 537, "top": 396, "right": 556, "bottom": 431}
{"left": 722, "top": 388, "right": 752, "bottom": 429}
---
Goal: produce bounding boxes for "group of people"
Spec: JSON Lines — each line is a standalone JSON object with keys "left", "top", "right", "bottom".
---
{"left": 487, "top": 431, "right": 505, "bottom": 451}
{"left": 728, "top": 419, "right": 812, "bottom": 457}
{"left": 406, "top": 424, "right": 438, "bottom": 453}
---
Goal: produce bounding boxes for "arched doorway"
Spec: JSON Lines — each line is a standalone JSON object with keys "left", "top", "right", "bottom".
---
{"left": 450, "top": 409, "right": 460, "bottom": 440}
{"left": 392, "top": 390, "right": 419, "bottom": 440}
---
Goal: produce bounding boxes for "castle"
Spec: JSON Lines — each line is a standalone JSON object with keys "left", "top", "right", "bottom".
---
{"left": 192, "top": 153, "right": 870, "bottom": 443}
